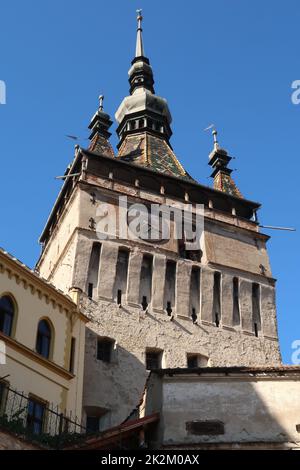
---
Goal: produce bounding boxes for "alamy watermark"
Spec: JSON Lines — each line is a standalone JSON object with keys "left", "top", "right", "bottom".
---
{"left": 93, "top": 196, "right": 204, "bottom": 250}
{"left": 291, "top": 340, "right": 300, "bottom": 365}
{"left": 0, "top": 80, "right": 6, "bottom": 105}
{"left": 291, "top": 80, "right": 300, "bottom": 104}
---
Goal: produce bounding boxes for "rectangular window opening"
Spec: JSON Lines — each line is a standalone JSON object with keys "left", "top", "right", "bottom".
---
{"left": 27, "top": 397, "right": 46, "bottom": 435}
{"left": 69, "top": 337, "right": 76, "bottom": 373}
{"left": 145, "top": 351, "right": 162, "bottom": 370}
{"left": 88, "top": 283, "right": 93, "bottom": 299}
{"left": 97, "top": 339, "right": 114, "bottom": 363}
{"left": 213, "top": 272, "right": 221, "bottom": 326}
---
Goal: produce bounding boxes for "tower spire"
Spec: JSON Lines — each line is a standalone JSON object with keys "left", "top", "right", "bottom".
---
{"left": 87, "top": 94, "right": 114, "bottom": 158}
{"left": 208, "top": 129, "right": 242, "bottom": 198}
{"left": 135, "top": 9, "right": 145, "bottom": 58}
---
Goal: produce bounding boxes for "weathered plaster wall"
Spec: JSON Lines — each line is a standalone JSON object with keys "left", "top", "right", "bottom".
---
{"left": 81, "top": 291, "right": 280, "bottom": 427}
{"left": 143, "top": 371, "right": 300, "bottom": 449}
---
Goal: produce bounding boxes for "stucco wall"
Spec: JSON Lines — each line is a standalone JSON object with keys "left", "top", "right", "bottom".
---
{"left": 144, "top": 371, "right": 300, "bottom": 449}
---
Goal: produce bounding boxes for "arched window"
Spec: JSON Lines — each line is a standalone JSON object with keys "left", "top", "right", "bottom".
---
{"left": 0, "top": 295, "right": 15, "bottom": 336}
{"left": 36, "top": 320, "right": 52, "bottom": 359}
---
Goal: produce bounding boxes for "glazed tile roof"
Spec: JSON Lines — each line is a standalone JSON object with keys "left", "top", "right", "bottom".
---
{"left": 117, "top": 132, "right": 196, "bottom": 182}
{"left": 88, "top": 133, "right": 115, "bottom": 159}
{"left": 214, "top": 171, "right": 243, "bottom": 198}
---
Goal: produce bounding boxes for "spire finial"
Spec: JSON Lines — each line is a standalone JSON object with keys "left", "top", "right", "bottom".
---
{"left": 212, "top": 128, "right": 220, "bottom": 150}
{"left": 98, "top": 94, "right": 104, "bottom": 111}
{"left": 135, "top": 9, "right": 145, "bottom": 57}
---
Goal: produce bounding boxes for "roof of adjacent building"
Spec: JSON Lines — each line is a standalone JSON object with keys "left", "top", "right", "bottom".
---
{"left": 153, "top": 366, "right": 300, "bottom": 376}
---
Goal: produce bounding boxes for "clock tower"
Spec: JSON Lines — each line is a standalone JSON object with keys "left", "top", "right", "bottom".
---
{"left": 36, "top": 12, "right": 281, "bottom": 430}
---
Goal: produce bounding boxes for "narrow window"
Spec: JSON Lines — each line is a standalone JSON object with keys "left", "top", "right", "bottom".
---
{"left": 232, "top": 277, "right": 240, "bottom": 326}
{"left": 87, "top": 243, "right": 101, "bottom": 299}
{"left": 213, "top": 272, "right": 221, "bottom": 326}
{"left": 190, "top": 267, "right": 200, "bottom": 321}
{"left": 145, "top": 350, "right": 162, "bottom": 370}
{"left": 97, "top": 338, "right": 114, "bottom": 363}
{"left": 88, "top": 283, "right": 93, "bottom": 299}
{"left": 191, "top": 308, "right": 198, "bottom": 324}
{"left": 0, "top": 296, "right": 15, "bottom": 337}
{"left": 252, "top": 283, "right": 261, "bottom": 335}
{"left": 69, "top": 337, "right": 76, "bottom": 373}
{"left": 36, "top": 320, "right": 52, "bottom": 359}
{"left": 166, "top": 301, "right": 172, "bottom": 316}
{"left": 164, "top": 260, "right": 176, "bottom": 316}
{"left": 141, "top": 296, "right": 148, "bottom": 311}
{"left": 139, "top": 254, "right": 153, "bottom": 308}
{"left": 113, "top": 249, "right": 129, "bottom": 305}
{"left": 27, "top": 397, "right": 46, "bottom": 435}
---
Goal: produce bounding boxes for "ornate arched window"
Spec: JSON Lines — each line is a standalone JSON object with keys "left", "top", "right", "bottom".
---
{"left": 36, "top": 320, "right": 52, "bottom": 359}
{"left": 0, "top": 295, "right": 15, "bottom": 336}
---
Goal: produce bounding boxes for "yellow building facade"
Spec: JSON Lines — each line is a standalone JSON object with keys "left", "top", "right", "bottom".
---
{"left": 0, "top": 248, "right": 88, "bottom": 438}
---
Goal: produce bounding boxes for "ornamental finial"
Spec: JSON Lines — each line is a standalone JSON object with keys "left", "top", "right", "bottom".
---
{"left": 135, "top": 9, "right": 144, "bottom": 57}
{"left": 212, "top": 128, "right": 220, "bottom": 150}
{"left": 98, "top": 94, "right": 104, "bottom": 111}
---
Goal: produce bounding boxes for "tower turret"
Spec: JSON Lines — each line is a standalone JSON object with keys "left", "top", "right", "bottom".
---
{"left": 88, "top": 94, "right": 115, "bottom": 158}
{"left": 208, "top": 128, "right": 242, "bottom": 198}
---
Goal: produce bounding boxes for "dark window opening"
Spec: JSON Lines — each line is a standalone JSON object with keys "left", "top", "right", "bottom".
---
{"left": 88, "top": 283, "right": 93, "bottom": 299}
{"left": 187, "top": 355, "right": 198, "bottom": 368}
{"left": 97, "top": 339, "right": 113, "bottom": 363}
{"left": 36, "top": 320, "right": 52, "bottom": 359}
{"left": 139, "top": 254, "right": 153, "bottom": 308}
{"left": 86, "top": 416, "right": 100, "bottom": 433}
{"left": 213, "top": 272, "right": 221, "bottom": 325}
{"left": 0, "top": 296, "right": 15, "bottom": 337}
{"left": 164, "top": 260, "right": 176, "bottom": 316}
{"left": 27, "top": 398, "right": 46, "bottom": 435}
{"left": 191, "top": 308, "right": 198, "bottom": 324}
{"left": 166, "top": 301, "right": 172, "bottom": 316}
{"left": 186, "top": 250, "right": 203, "bottom": 262}
{"left": 117, "top": 289, "right": 122, "bottom": 305}
{"left": 146, "top": 351, "right": 161, "bottom": 370}
{"left": 190, "top": 267, "right": 200, "bottom": 322}
{"left": 69, "top": 337, "right": 76, "bottom": 373}
{"left": 252, "top": 283, "right": 261, "bottom": 334}
{"left": 233, "top": 277, "right": 240, "bottom": 326}
{"left": 141, "top": 296, "right": 148, "bottom": 311}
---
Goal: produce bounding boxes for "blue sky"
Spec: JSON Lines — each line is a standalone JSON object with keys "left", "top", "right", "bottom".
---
{"left": 0, "top": 0, "right": 299, "bottom": 363}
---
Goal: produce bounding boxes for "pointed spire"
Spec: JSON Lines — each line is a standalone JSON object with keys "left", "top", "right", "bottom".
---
{"left": 135, "top": 9, "right": 145, "bottom": 58}
{"left": 208, "top": 128, "right": 242, "bottom": 198}
{"left": 128, "top": 10, "right": 155, "bottom": 95}
{"left": 88, "top": 94, "right": 114, "bottom": 158}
